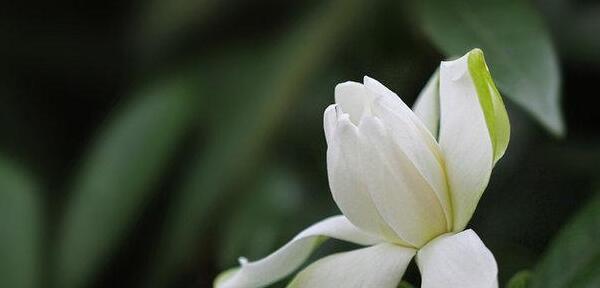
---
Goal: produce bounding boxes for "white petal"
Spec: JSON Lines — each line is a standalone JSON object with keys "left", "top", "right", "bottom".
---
{"left": 359, "top": 116, "right": 448, "bottom": 247}
{"left": 413, "top": 70, "right": 440, "bottom": 138}
{"left": 363, "top": 75, "right": 400, "bottom": 103}
{"left": 364, "top": 77, "right": 452, "bottom": 231}
{"left": 417, "top": 229, "right": 498, "bottom": 288}
{"left": 323, "top": 104, "right": 338, "bottom": 144}
{"left": 438, "top": 51, "right": 496, "bottom": 231}
{"left": 326, "top": 110, "right": 404, "bottom": 244}
{"left": 214, "top": 215, "right": 381, "bottom": 288}
{"left": 334, "top": 81, "right": 374, "bottom": 125}
{"left": 363, "top": 76, "right": 441, "bottom": 152}
{"left": 288, "top": 243, "right": 416, "bottom": 288}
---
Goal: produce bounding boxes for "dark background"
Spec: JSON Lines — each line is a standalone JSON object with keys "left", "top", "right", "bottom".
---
{"left": 1, "top": 0, "right": 599, "bottom": 287}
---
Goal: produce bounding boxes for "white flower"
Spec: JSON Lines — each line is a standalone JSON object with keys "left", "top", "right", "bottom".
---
{"left": 214, "top": 48, "right": 510, "bottom": 288}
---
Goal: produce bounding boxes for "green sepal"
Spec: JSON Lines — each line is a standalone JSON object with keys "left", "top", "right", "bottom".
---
{"left": 468, "top": 48, "right": 511, "bottom": 165}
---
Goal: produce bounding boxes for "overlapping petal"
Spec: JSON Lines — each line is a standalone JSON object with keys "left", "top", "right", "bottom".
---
{"left": 325, "top": 103, "right": 402, "bottom": 244}
{"left": 416, "top": 229, "right": 498, "bottom": 288}
{"left": 328, "top": 78, "right": 453, "bottom": 246}
{"left": 413, "top": 70, "right": 440, "bottom": 138}
{"left": 364, "top": 76, "right": 444, "bottom": 168}
{"left": 214, "top": 215, "right": 381, "bottom": 288}
{"left": 358, "top": 116, "right": 447, "bottom": 247}
{"left": 364, "top": 77, "right": 451, "bottom": 229}
{"left": 287, "top": 243, "right": 415, "bottom": 288}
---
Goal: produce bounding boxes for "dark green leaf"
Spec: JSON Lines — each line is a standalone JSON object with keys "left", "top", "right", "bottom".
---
{"left": 0, "top": 156, "right": 40, "bottom": 288}
{"left": 54, "top": 78, "right": 197, "bottom": 288}
{"left": 417, "top": 0, "right": 564, "bottom": 135}
{"left": 530, "top": 192, "right": 600, "bottom": 288}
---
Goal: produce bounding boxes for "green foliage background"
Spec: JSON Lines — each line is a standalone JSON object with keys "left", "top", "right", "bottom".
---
{"left": 0, "top": 0, "right": 598, "bottom": 287}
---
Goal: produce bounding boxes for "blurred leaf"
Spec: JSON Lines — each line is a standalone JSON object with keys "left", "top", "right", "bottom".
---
{"left": 217, "top": 166, "right": 304, "bottom": 268}
{"left": 0, "top": 156, "right": 40, "bottom": 288}
{"left": 507, "top": 270, "right": 532, "bottom": 288}
{"left": 530, "top": 191, "right": 600, "bottom": 288}
{"left": 416, "top": 0, "right": 564, "bottom": 135}
{"left": 54, "top": 77, "right": 198, "bottom": 288}
{"left": 145, "top": 0, "right": 367, "bottom": 286}
{"left": 537, "top": 0, "right": 600, "bottom": 64}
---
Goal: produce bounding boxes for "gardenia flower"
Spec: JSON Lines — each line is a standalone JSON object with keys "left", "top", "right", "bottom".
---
{"left": 214, "top": 48, "right": 510, "bottom": 288}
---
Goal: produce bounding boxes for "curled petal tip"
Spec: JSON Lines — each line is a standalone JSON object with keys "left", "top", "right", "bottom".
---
{"left": 237, "top": 257, "right": 248, "bottom": 266}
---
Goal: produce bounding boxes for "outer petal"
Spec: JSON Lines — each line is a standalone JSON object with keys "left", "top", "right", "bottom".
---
{"left": 359, "top": 116, "right": 448, "bottom": 247}
{"left": 214, "top": 215, "right": 381, "bottom": 288}
{"left": 326, "top": 102, "right": 405, "bottom": 244}
{"left": 416, "top": 229, "right": 498, "bottom": 288}
{"left": 438, "top": 49, "right": 510, "bottom": 231}
{"left": 413, "top": 69, "right": 440, "bottom": 138}
{"left": 288, "top": 243, "right": 416, "bottom": 288}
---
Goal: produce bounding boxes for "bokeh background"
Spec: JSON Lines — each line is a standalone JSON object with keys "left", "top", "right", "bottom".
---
{"left": 1, "top": 0, "right": 599, "bottom": 287}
